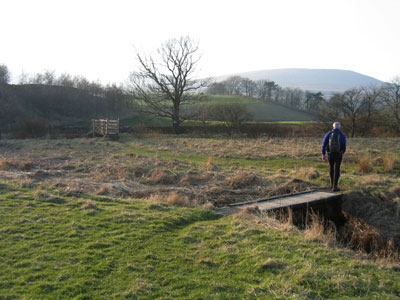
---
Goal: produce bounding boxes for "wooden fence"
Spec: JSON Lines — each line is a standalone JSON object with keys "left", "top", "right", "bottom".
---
{"left": 91, "top": 119, "right": 119, "bottom": 138}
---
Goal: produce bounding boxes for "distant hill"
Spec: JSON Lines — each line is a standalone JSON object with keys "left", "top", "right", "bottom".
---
{"left": 215, "top": 68, "right": 385, "bottom": 94}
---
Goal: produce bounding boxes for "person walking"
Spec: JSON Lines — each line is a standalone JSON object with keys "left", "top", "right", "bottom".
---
{"left": 322, "top": 122, "right": 346, "bottom": 191}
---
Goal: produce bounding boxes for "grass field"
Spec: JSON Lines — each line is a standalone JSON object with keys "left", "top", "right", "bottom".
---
{"left": 1, "top": 135, "right": 400, "bottom": 299}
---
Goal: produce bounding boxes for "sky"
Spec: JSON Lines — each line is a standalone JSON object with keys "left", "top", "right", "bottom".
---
{"left": 1, "top": 0, "right": 400, "bottom": 84}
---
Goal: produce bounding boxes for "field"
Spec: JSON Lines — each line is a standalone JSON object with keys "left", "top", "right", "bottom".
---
{"left": 194, "top": 95, "right": 315, "bottom": 122}
{"left": 1, "top": 135, "right": 400, "bottom": 299}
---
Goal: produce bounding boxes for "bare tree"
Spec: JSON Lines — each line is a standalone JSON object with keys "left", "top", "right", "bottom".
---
{"left": 382, "top": 76, "right": 400, "bottom": 133}
{"left": 0, "top": 64, "right": 11, "bottom": 85}
{"left": 358, "top": 86, "right": 383, "bottom": 136}
{"left": 224, "top": 76, "right": 244, "bottom": 95}
{"left": 320, "top": 88, "right": 364, "bottom": 137}
{"left": 129, "top": 36, "right": 208, "bottom": 133}
{"left": 256, "top": 80, "right": 278, "bottom": 101}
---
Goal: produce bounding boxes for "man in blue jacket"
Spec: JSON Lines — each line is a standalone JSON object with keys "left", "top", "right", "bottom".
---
{"left": 321, "top": 122, "right": 346, "bottom": 191}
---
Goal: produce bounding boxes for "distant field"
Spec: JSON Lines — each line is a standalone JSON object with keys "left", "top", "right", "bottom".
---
{"left": 205, "top": 95, "right": 315, "bottom": 122}
{"left": 118, "top": 95, "right": 315, "bottom": 127}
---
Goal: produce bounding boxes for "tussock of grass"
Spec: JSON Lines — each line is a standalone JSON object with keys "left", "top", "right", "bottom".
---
{"left": 383, "top": 153, "right": 396, "bottom": 172}
{"left": 144, "top": 168, "right": 177, "bottom": 185}
{"left": 206, "top": 156, "right": 217, "bottom": 171}
{"left": 359, "top": 156, "right": 373, "bottom": 173}
{"left": 0, "top": 158, "right": 34, "bottom": 171}
{"left": 269, "top": 178, "right": 314, "bottom": 196}
{"left": 238, "top": 205, "right": 261, "bottom": 217}
{"left": 304, "top": 211, "right": 337, "bottom": 245}
{"left": 259, "top": 259, "right": 286, "bottom": 271}
{"left": 166, "top": 192, "right": 190, "bottom": 207}
{"left": 80, "top": 199, "right": 100, "bottom": 210}
{"left": 94, "top": 185, "right": 110, "bottom": 195}
{"left": 147, "top": 192, "right": 191, "bottom": 207}
{"left": 292, "top": 167, "right": 320, "bottom": 181}
{"left": 226, "top": 172, "right": 262, "bottom": 189}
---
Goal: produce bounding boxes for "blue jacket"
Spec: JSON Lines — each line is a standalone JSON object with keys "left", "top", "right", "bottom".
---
{"left": 322, "top": 129, "right": 346, "bottom": 155}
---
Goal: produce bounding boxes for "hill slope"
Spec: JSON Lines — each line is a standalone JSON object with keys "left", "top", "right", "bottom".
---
{"left": 216, "top": 68, "right": 385, "bottom": 93}
{"left": 207, "top": 95, "right": 314, "bottom": 121}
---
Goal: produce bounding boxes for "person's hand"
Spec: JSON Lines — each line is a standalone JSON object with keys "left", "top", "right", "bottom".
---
{"left": 322, "top": 154, "right": 326, "bottom": 162}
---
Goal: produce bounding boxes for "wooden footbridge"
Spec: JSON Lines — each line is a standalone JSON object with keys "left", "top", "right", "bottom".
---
{"left": 216, "top": 190, "right": 345, "bottom": 225}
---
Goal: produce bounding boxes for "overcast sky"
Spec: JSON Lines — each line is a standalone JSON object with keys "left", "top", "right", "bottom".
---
{"left": 2, "top": 0, "right": 399, "bottom": 84}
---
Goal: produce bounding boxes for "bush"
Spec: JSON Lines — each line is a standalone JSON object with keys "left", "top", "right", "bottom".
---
{"left": 208, "top": 102, "right": 252, "bottom": 129}
{"left": 17, "top": 118, "right": 49, "bottom": 138}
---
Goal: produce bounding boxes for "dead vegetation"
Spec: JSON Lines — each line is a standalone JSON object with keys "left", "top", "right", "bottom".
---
{"left": 359, "top": 156, "right": 373, "bottom": 173}
{"left": 0, "top": 158, "right": 34, "bottom": 171}
{"left": 383, "top": 153, "right": 396, "bottom": 172}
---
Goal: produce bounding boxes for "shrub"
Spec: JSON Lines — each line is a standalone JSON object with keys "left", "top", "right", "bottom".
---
{"left": 18, "top": 118, "right": 49, "bottom": 138}
{"left": 208, "top": 102, "right": 252, "bottom": 129}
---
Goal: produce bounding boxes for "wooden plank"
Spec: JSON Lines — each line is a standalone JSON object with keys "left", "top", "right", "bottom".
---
{"left": 216, "top": 190, "right": 342, "bottom": 216}
{"left": 234, "top": 191, "right": 339, "bottom": 212}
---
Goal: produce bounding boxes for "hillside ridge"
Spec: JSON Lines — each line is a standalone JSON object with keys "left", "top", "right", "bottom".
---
{"left": 215, "top": 68, "right": 385, "bottom": 94}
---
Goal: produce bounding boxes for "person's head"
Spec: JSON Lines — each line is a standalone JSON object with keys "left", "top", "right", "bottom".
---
{"left": 333, "top": 122, "right": 341, "bottom": 129}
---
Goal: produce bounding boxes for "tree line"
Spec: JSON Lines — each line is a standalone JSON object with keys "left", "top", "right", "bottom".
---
{"left": 0, "top": 65, "right": 132, "bottom": 133}
{"left": 206, "top": 76, "right": 325, "bottom": 112}
{"left": 317, "top": 80, "right": 400, "bottom": 137}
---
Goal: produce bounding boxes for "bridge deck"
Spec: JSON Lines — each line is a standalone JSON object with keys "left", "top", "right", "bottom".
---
{"left": 216, "top": 190, "right": 342, "bottom": 216}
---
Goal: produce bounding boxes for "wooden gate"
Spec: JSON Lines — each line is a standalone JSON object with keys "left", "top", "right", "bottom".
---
{"left": 91, "top": 119, "right": 119, "bottom": 139}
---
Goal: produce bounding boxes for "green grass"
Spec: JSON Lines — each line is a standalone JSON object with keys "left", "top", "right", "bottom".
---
{"left": 205, "top": 95, "right": 315, "bottom": 121}
{"left": 1, "top": 180, "right": 399, "bottom": 299}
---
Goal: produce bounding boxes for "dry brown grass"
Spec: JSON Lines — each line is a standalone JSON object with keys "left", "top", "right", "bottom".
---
{"left": 144, "top": 168, "right": 177, "bottom": 185}
{"left": 80, "top": 200, "right": 99, "bottom": 210}
{"left": 94, "top": 185, "right": 110, "bottom": 195}
{"left": 166, "top": 192, "right": 190, "bottom": 207}
{"left": 361, "top": 175, "right": 391, "bottom": 188}
{"left": 0, "top": 158, "right": 34, "bottom": 171}
{"left": 341, "top": 213, "right": 386, "bottom": 255}
{"left": 206, "top": 156, "right": 217, "bottom": 171}
{"left": 146, "top": 192, "right": 191, "bottom": 207}
{"left": 359, "top": 156, "right": 373, "bottom": 173}
{"left": 341, "top": 192, "right": 400, "bottom": 259}
{"left": 303, "top": 211, "right": 337, "bottom": 245}
{"left": 292, "top": 167, "right": 320, "bottom": 181}
{"left": 238, "top": 205, "right": 261, "bottom": 217}
{"left": 269, "top": 178, "right": 314, "bottom": 196}
{"left": 226, "top": 172, "right": 260, "bottom": 189}
{"left": 383, "top": 153, "right": 396, "bottom": 172}
{"left": 259, "top": 259, "right": 286, "bottom": 270}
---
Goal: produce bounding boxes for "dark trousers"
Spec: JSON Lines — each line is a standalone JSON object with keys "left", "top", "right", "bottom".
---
{"left": 328, "top": 153, "right": 342, "bottom": 187}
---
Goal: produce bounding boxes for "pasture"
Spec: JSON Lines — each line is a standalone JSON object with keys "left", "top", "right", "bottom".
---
{"left": 0, "top": 135, "right": 400, "bottom": 299}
